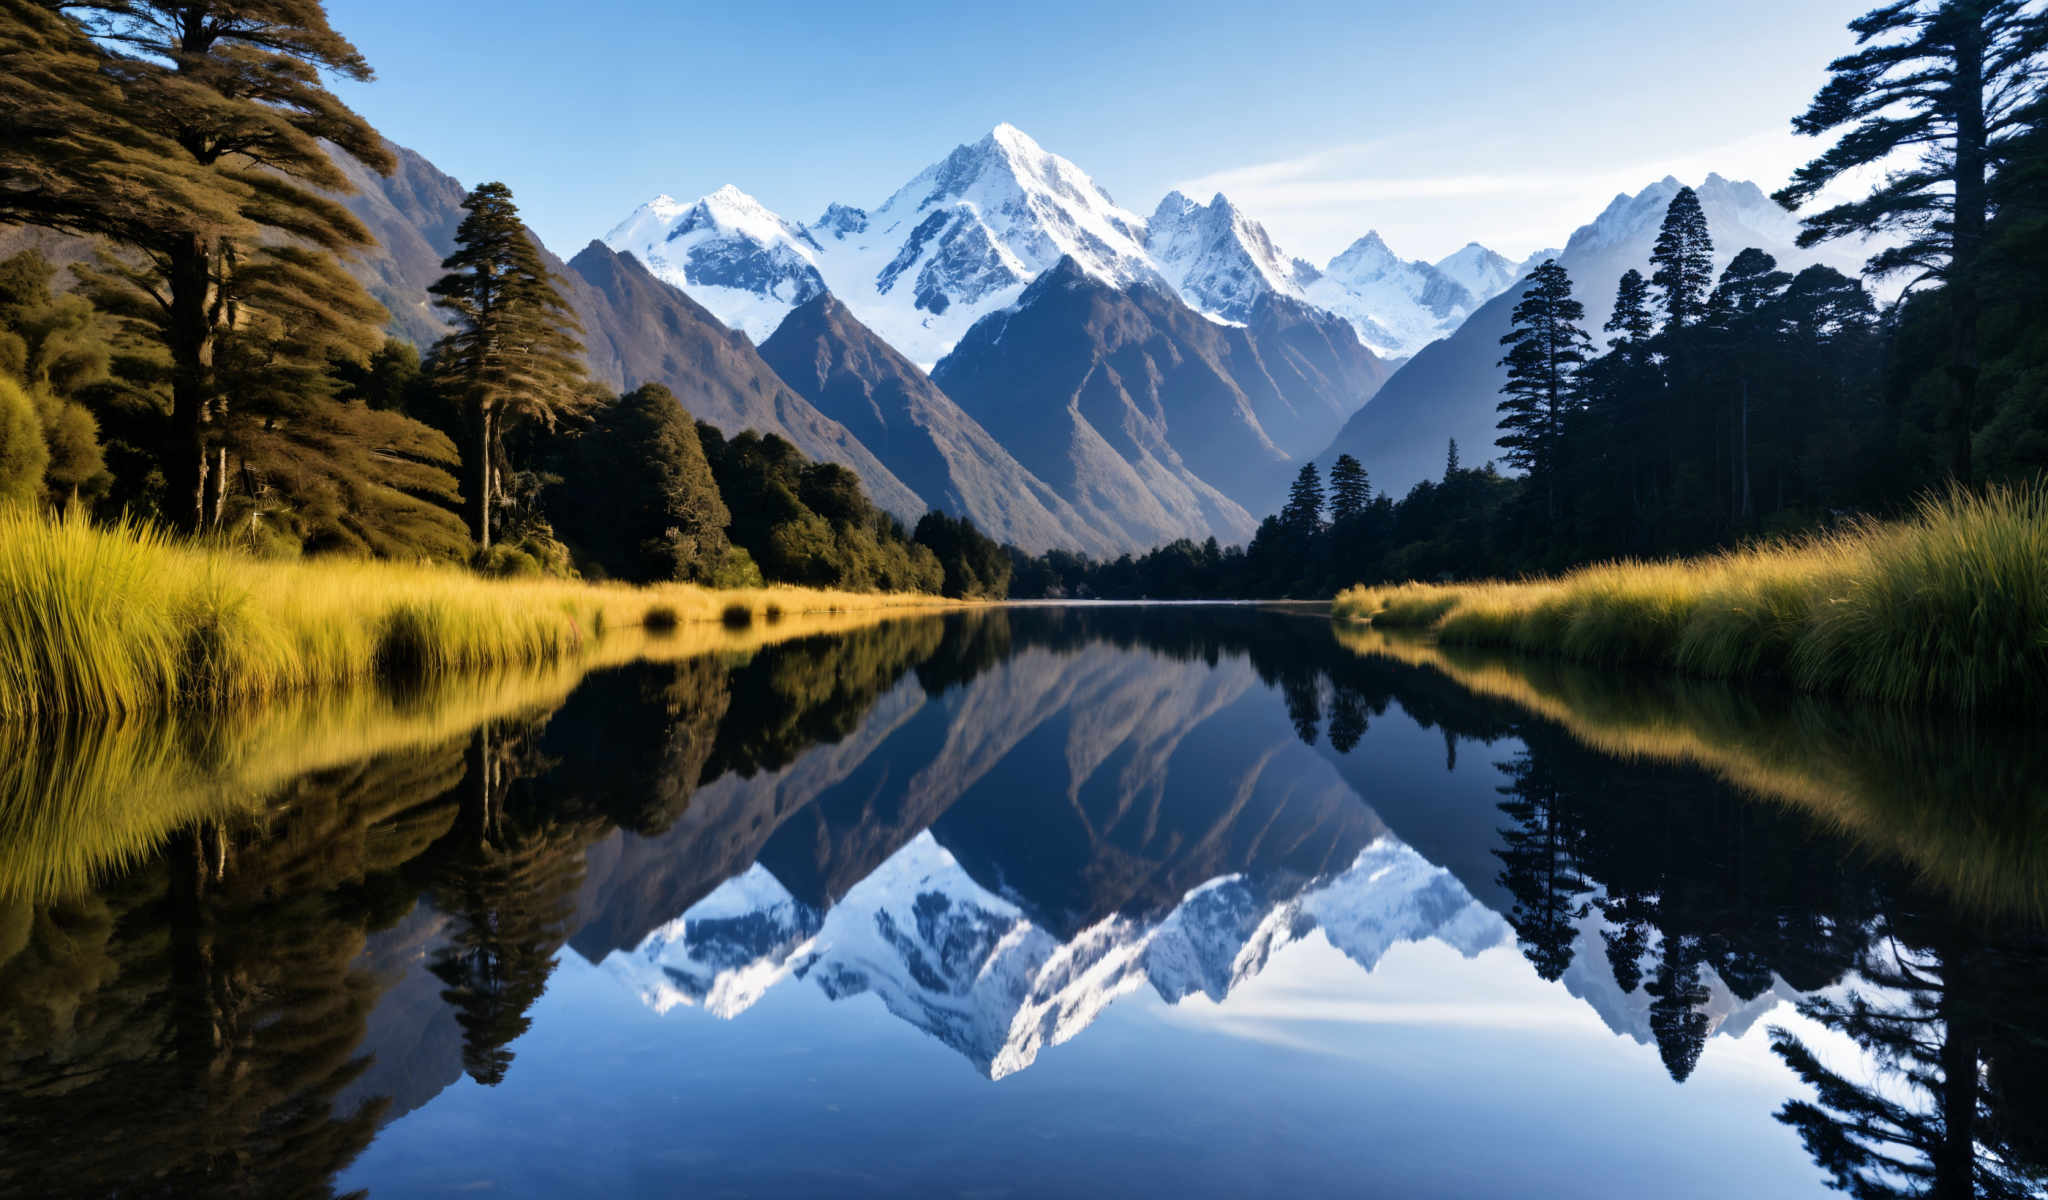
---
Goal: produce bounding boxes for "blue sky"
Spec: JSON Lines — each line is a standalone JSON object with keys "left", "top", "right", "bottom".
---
{"left": 326, "top": 0, "right": 1869, "bottom": 265}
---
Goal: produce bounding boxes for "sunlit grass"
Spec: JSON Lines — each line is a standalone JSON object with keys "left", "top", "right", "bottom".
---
{"left": 0, "top": 507, "right": 958, "bottom": 720}
{"left": 1333, "top": 484, "right": 2048, "bottom": 710}
{"left": 0, "top": 606, "right": 950, "bottom": 903}
{"left": 1336, "top": 625, "right": 2048, "bottom": 921}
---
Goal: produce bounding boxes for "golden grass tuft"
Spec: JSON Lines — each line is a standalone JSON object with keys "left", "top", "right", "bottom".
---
{"left": 0, "top": 507, "right": 958, "bottom": 720}
{"left": 1332, "top": 484, "right": 2048, "bottom": 710}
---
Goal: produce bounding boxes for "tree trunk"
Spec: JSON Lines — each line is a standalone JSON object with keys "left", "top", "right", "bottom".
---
{"left": 1933, "top": 942, "right": 1979, "bottom": 1200}
{"left": 1948, "top": 8, "right": 1989, "bottom": 485}
{"left": 165, "top": 235, "right": 214, "bottom": 535}
{"left": 464, "top": 399, "right": 492, "bottom": 549}
{"left": 1738, "top": 375, "right": 1752, "bottom": 525}
{"left": 201, "top": 444, "right": 228, "bottom": 530}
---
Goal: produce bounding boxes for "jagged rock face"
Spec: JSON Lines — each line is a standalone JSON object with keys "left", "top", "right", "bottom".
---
{"left": 610, "top": 125, "right": 1160, "bottom": 368}
{"left": 933, "top": 258, "right": 1384, "bottom": 541}
{"left": 755, "top": 293, "right": 1123, "bottom": 557}
{"left": 1145, "top": 190, "right": 1322, "bottom": 325}
{"left": 1315, "top": 173, "right": 1873, "bottom": 501}
{"left": 603, "top": 186, "right": 828, "bottom": 342}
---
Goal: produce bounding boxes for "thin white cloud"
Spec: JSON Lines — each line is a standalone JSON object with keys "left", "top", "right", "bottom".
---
{"left": 1170, "top": 130, "right": 1826, "bottom": 265}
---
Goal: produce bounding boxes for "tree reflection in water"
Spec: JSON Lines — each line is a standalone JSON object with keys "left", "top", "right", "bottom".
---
{"left": 0, "top": 606, "right": 2041, "bottom": 1198}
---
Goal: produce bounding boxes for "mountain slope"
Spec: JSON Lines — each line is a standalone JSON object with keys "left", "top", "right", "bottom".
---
{"left": 564, "top": 243, "right": 924, "bottom": 518}
{"left": 1317, "top": 174, "right": 1873, "bottom": 499}
{"left": 756, "top": 293, "right": 1120, "bottom": 556}
{"left": 932, "top": 261, "right": 1267, "bottom": 546}
{"left": 932, "top": 258, "right": 1387, "bottom": 544}
{"left": 328, "top": 141, "right": 924, "bottom": 520}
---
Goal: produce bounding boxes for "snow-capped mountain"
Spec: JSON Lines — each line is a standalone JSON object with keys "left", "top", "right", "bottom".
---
{"left": 602, "top": 185, "right": 828, "bottom": 342}
{"left": 1434, "top": 243, "right": 1522, "bottom": 305}
{"left": 1304, "top": 231, "right": 1515, "bottom": 360}
{"left": 604, "top": 124, "right": 1501, "bottom": 369}
{"left": 1145, "top": 191, "right": 1321, "bottom": 325}
{"left": 605, "top": 833, "right": 1510, "bottom": 1079}
{"left": 608, "top": 125, "right": 1161, "bottom": 364}
{"left": 809, "top": 123, "right": 1162, "bottom": 366}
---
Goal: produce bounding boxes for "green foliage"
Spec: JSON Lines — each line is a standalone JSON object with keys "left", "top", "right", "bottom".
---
{"left": 912, "top": 511, "right": 1011, "bottom": 599}
{"left": 1329, "top": 454, "right": 1370, "bottom": 523}
{"left": 429, "top": 181, "right": 591, "bottom": 549}
{"left": 700, "top": 425, "right": 940, "bottom": 593}
{"left": 552, "top": 384, "right": 731, "bottom": 584}
{"left": 20, "top": 0, "right": 397, "bottom": 532}
{"left": 0, "top": 373, "right": 48, "bottom": 506}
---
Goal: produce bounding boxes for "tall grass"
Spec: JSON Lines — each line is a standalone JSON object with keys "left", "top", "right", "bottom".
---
{"left": 0, "top": 507, "right": 957, "bottom": 720}
{"left": 1332, "top": 484, "right": 2048, "bottom": 710}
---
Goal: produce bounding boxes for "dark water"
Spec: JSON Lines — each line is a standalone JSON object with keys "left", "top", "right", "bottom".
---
{"left": 2, "top": 606, "right": 2045, "bottom": 1199}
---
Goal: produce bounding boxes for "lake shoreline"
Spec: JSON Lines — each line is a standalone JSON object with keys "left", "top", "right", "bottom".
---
{"left": 1331, "top": 485, "right": 2048, "bottom": 712}
{"left": 0, "top": 508, "right": 964, "bottom": 722}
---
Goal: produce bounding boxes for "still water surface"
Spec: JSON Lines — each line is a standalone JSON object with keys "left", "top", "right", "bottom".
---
{"left": 2, "top": 606, "right": 2043, "bottom": 1198}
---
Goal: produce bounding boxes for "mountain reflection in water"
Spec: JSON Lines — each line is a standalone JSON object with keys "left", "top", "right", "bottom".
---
{"left": 1, "top": 606, "right": 2043, "bottom": 1199}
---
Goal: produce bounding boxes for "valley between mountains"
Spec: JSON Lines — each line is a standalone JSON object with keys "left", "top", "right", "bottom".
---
{"left": 332, "top": 124, "right": 1862, "bottom": 555}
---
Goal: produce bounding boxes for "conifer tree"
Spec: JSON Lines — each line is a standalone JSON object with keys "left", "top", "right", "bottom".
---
{"left": 1329, "top": 453, "right": 1371, "bottom": 523}
{"left": 1605, "top": 268, "right": 1657, "bottom": 350}
{"left": 1445, "top": 438, "right": 1461, "bottom": 478}
{"left": 430, "top": 183, "right": 590, "bottom": 548}
{"left": 1650, "top": 187, "right": 1716, "bottom": 329}
{"left": 1280, "top": 461, "right": 1325, "bottom": 539}
{"left": 1497, "top": 260, "right": 1592, "bottom": 519}
{"left": 0, "top": 1, "right": 237, "bottom": 246}
{"left": 1776, "top": 0, "right": 2048, "bottom": 482}
{"left": 26, "top": 0, "right": 395, "bottom": 532}
{"left": 1707, "top": 250, "right": 1794, "bottom": 523}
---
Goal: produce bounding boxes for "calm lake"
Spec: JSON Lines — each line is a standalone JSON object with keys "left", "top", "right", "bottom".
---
{"left": 2, "top": 605, "right": 2044, "bottom": 1199}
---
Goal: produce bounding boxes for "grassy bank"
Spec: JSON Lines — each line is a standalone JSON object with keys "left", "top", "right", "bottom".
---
{"left": 1333, "top": 485, "right": 2048, "bottom": 710}
{"left": 0, "top": 508, "right": 956, "bottom": 721}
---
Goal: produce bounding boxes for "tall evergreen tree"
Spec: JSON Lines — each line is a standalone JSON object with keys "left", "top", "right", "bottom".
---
{"left": 1444, "top": 437, "right": 1461, "bottom": 478}
{"left": 1650, "top": 187, "right": 1716, "bottom": 329}
{"left": 1708, "top": 250, "right": 1794, "bottom": 523}
{"left": 1497, "top": 260, "right": 1592, "bottom": 519}
{"left": 1605, "top": 268, "right": 1657, "bottom": 350}
{"left": 1280, "top": 461, "right": 1325, "bottom": 540}
{"left": 1776, "top": 0, "right": 2048, "bottom": 482}
{"left": 28, "top": 0, "right": 395, "bottom": 532}
{"left": 1329, "top": 453, "right": 1370, "bottom": 523}
{"left": 430, "top": 182, "right": 590, "bottom": 548}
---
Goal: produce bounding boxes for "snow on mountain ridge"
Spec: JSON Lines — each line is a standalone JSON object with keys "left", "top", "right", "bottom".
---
{"left": 603, "top": 833, "right": 1515, "bottom": 1079}
{"left": 602, "top": 183, "right": 827, "bottom": 342}
{"left": 605, "top": 124, "right": 1483, "bottom": 364}
{"left": 1145, "top": 190, "right": 1322, "bottom": 325}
